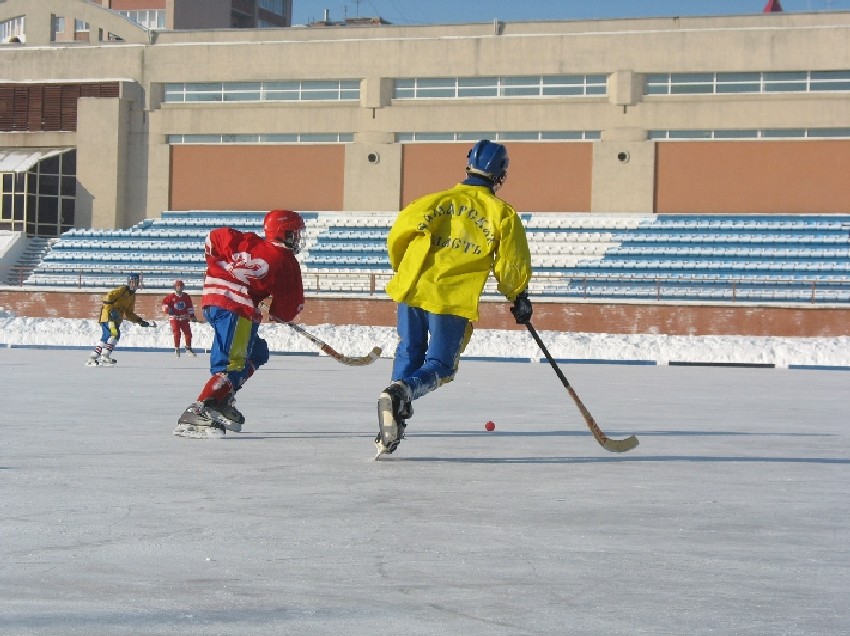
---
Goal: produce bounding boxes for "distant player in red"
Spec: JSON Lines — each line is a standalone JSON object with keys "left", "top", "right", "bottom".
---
{"left": 174, "top": 209, "right": 306, "bottom": 438}
{"left": 161, "top": 279, "right": 197, "bottom": 357}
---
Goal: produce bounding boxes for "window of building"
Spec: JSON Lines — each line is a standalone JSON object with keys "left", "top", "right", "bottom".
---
{"left": 164, "top": 80, "right": 361, "bottom": 103}
{"left": 393, "top": 75, "right": 608, "bottom": 99}
{"left": 259, "top": 0, "right": 286, "bottom": 15}
{"left": 1, "top": 15, "right": 25, "bottom": 41}
{"left": 75, "top": 19, "right": 90, "bottom": 32}
{"left": 0, "top": 151, "right": 76, "bottom": 237}
{"left": 649, "top": 128, "right": 850, "bottom": 139}
{"left": 167, "top": 133, "right": 354, "bottom": 144}
{"left": 1, "top": 173, "right": 26, "bottom": 231}
{"left": 646, "top": 71, "right": 850, "bottom": 95}
{"left": 1, "top": 83, "right": 120, "bottom": 133}
{"left": 395, "top": 131, "right": 601, "bottom": 142}
{"left": 809, "top": 71, "right": 850, "bottom": 91}
{"left": 116, "top": 10, "right": 165, "bottom": 30}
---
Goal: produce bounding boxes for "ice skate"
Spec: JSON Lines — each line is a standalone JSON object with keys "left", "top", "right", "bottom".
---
{"left": 202, "top": 395, "right": 244, "bottom": 432}
{"left": 85, "top": 352, "right": 100, "bottom": 366}
{"left": 375, "top": 381, "right": 412, "bottom": 458}
{"left": 98, "top": 355, "right": 117, "bottom": 366}
{"left": 174, "top": 348, "right": 181, "bottom": 358}
{"left": 185, "top": 347, "right": 196, "bottom": 357}
{"left": 173, "top": 402, "right": 226, "bottom": 439}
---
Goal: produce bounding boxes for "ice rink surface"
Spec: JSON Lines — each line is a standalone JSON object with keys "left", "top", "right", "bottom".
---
{"left": 2, "top": 349, "right": 849, "bottom": 635}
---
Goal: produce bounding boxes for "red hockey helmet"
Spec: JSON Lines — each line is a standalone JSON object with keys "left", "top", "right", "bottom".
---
{"left": 264, "top": 209, "right": 306, "bottom": 253}
{"left": 174, "top": 279, "right": 185, "bottom": 291}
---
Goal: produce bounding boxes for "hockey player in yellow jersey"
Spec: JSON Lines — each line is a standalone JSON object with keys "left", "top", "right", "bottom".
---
{"left": 85, "top": 273, "right": 153, "bottom": 366}
{"left": 376, "top": 140, "right": 534, "bottom": 457}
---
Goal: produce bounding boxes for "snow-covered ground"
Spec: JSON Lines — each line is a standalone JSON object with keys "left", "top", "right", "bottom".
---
{"left": 2, "top": 308, "right": 849, "bottom": 368}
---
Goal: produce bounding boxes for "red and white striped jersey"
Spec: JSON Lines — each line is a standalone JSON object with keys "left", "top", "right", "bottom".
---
{"left": 201, "top": 227, "right": 304, "bottom": 323}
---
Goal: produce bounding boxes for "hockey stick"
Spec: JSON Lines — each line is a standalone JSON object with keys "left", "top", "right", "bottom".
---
{"left": 286, "top": 322, "right": 382, "bottom": 366}
{"left": 525, "top": 322, "right": 639, "bottom": 453}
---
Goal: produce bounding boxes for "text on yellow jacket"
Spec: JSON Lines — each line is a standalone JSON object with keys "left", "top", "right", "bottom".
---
{"left": 386, "top": 183, "right": 532, "bottom": 321}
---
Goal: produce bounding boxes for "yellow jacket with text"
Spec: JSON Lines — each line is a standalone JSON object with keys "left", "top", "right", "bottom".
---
{"left": 98, "top": 285, "right": 144, "bottom": 324}
{"left": 386, "top": 183, "right": 532, "bottom": 321}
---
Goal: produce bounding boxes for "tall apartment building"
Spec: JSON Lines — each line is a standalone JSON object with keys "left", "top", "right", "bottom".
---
{"left": 89, "top": 0, "right": 291, "bottom": 30}
{"left": 2, "top": 0, "right": 291, "bottom": 43}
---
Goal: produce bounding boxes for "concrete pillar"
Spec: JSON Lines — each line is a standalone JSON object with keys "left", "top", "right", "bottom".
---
{"left": 589, "top": 71, "right": 656, "bottom": 212}
{"left": 591, "top": 129, "right": 656, "bottom": 213}
{"left": 75, "top": 97, "right": 130, "bottom": 229}
{"left": 344, "top": 133, "right": 401, "bottom": 212}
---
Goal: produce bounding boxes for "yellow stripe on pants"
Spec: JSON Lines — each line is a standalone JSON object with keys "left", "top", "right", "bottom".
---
{"left": 226, "top": 315, "right": 253, "bottom": 373}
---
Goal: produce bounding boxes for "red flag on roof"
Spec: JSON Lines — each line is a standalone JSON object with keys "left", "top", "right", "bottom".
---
{"left": 763, "top": 0, "right": 783, "bottom": 11}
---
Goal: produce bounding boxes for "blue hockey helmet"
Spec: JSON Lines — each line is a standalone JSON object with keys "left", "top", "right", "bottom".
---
{"left": 466, "top": 140, "right": 509, "bottom": 188}
{"left": 127, "top": 273, "right": 140, "bottom": 288}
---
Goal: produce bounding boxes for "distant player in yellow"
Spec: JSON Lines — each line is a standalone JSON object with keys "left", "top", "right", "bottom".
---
{"left": 375, "top": 140, "right": 534, "bottom": 456}
{"left": 85, "top": 273, "right": 153, "bottom": 366}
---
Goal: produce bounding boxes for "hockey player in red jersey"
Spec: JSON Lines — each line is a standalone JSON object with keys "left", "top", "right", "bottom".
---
{"left": 161, "top": 279, "right": 197, "bottom": 357}
{"left": 174, "top": 210, "right": 306, "bottom": 438}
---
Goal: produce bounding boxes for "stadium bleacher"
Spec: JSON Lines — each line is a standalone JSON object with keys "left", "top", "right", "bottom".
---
{"left": 21, "top": 211, "right": 850, "bottom": 304}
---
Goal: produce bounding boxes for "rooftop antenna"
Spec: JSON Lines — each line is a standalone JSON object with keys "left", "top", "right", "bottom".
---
{"left": 344, "top": 1, "right": 361, "bottom": 19}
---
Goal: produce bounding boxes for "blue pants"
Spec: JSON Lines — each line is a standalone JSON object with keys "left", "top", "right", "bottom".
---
{"left": 99, "top": 321, "right": 121, "bottom": 343}
{"left": 204, "top": 306, "right": 270, "bottom": 391}
{"left": 392, "top": 303, "right": 470, "bottom": 401}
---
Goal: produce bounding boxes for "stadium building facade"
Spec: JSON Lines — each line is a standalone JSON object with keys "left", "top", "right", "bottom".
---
{"left": 2, "top": 2, "right": 850, "bottom": 236}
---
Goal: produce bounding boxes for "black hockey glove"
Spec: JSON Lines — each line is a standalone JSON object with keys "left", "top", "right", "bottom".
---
{"left": 510, "top": 290, "right": 533, "bottom": 325}
{"left": 139, "top": 320, "right": 151, "bottom": 328}
{"left": 108, "top": 308, "right": 121, "bottom": 322}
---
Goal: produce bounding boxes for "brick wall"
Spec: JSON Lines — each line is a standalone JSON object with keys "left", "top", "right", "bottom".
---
{"left": 1, "top": 290, "right": 847, "bottom": 337}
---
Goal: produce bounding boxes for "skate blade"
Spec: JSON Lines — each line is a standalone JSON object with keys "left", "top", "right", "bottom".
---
{"left": 375, "top": 394, "right": 402, "bottom": 459}
{"left": 377, "top": 393, "right": 398, "bottom": 446}
{"left": 374, "top": 436, "right": 390, "bottom": 460}
{"left": 217, "top": 419, "right": 242, "bottom": 433}
{"left": 374, "top": 443, "right": 399, "bottom": 460}
{"left": 205, "top": 411, "right": 242, "bottom": 432}
{"left": 173, "top": 423, "right": 225, "bottom": 439}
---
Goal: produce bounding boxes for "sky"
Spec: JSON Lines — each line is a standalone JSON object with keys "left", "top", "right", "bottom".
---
{"left": 292, "top": 0, "right": 849, "bottom": 26}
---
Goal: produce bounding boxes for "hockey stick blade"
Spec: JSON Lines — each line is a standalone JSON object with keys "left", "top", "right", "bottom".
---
{"left": 567, "top": 386, "right": 639, "bottom": 452}
{"left": 319, "top": 343, "right": 382, "bottom": 366}
{"left": 525, "top": 322, "right": 639, "bottom": 453}
{"left": 287, "top": 322, "right": 382, "bottom": 366}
